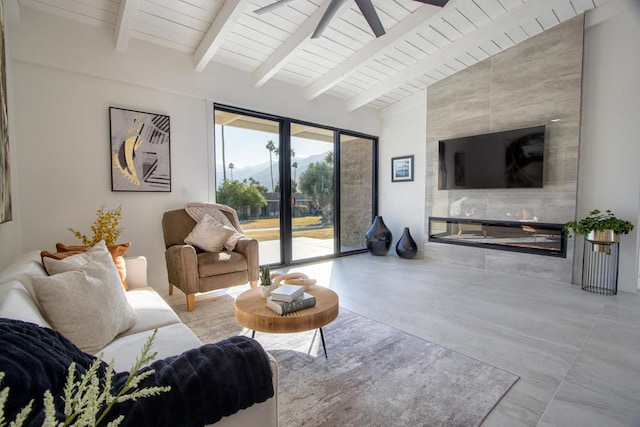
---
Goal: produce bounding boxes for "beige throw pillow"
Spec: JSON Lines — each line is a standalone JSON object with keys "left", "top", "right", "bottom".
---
{"left": 34, "top": 241, "right": 137, "bottom": 354}
{"left": 184, "top": 213, "right": 236, "bottom": 252}
{"left": 203, "top": 209, "right": 245, "bottom": 251}
{"left": 224, "top": 229, "right": 246, "bottom": 252}
{"left": 45, "top": 242, "right": 132, "bottom": 290}
{"left": 185, "top": 203, "right": 246, "bottom": 251}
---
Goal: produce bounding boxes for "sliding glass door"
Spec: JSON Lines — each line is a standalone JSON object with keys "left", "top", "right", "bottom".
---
{"left": 290, "top": 123, "right": 335, "bottom": 262}
{"left": 214, "top": 108, "right": 281, "bottom": 265}
{"left": 214, "top": 104, "right": 377, "bottom": 267}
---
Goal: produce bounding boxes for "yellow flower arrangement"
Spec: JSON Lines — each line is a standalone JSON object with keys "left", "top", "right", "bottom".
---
{"left": 69, "top": 206, "right": 123, "bottom": 246}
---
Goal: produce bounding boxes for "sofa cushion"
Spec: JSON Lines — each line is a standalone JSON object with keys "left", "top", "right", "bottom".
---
{"left": 58, "top": 242, "right": 131, "bottom": 290}
{"left": 0, "top": 318, "right": 112, "bottom": 426}
{"left": 106, "top": 335, "right": 275, "bottom": 427}
{"left": 0, "top": 251, "right": 48, "bottom": 300}
{"left": 41, "top": 242, "right": 131, "bottom": 290}
{"left": 34, "top": 241, "right": 136, "bottom": 354}
{"left": 197, "top": 251, "right": 248, "bottom": 277}
{"left": 120, "top": 288, "right": 182, "bottom": 338}
{"left": 1, "top": 318, "right": 274, "bottom": 427}
{"left": 184, "top": 213, "right": 237, "bottom": 252}
{"left": 0, "top": 280, "right": 52, "bottom": 328}
{"left": 100, "top": 323, "right": 203, "bottom": 371}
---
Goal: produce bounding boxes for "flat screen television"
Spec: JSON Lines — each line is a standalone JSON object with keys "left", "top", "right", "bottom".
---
{"left": 438, "top": 125, "right": 545, "bottom": 190}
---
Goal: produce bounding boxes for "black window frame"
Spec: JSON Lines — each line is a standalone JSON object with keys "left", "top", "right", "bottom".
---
{"left": 213, "top": 103, "right": 379, "bottom": 266}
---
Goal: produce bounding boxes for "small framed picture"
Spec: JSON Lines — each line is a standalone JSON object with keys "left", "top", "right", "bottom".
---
{"left": 391, "top": 155, "right": 414, "bottom": 182}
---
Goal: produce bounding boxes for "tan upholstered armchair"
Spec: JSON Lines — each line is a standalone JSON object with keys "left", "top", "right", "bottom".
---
{"left": 161, "top": 204, "right": 259, "bottom": 311}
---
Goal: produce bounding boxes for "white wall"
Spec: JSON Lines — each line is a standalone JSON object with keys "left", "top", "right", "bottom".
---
{"left": 579, "top": 0, "right": 640, "bottom": 292}
{"left": 11, "top": 64, "right": 211, "bottom": 285}
{"left": 379, "top": 91, "right": 427, "bottom": 255}
{"left": 2, "top": 7, "right": 381, "bottom": 286}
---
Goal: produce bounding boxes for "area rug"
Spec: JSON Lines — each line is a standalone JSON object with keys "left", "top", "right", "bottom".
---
{"left": 173, "top": 295, "right": 518, "bottom": 426}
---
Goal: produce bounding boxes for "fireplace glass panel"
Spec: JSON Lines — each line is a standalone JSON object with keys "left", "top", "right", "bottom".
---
{"left": 428, "top": 217, "right": 566, "bottom": 257}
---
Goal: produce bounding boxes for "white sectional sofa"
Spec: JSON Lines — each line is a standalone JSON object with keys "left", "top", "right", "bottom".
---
{"left": 0, "top": 250, "right": 278, "bottom": 426}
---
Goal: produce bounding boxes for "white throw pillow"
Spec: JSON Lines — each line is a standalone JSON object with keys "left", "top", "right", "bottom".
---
{"left": 184, "top": 213, "right": 236, "bottom": 252}
{"left": 223, "top": 229, "right": 246, "bottom": 252}
{"left": 35, "top": 241, "right": 137, "bottom": 354}
{"left": 203, "top": 209, "right": 246, "bottom": 251}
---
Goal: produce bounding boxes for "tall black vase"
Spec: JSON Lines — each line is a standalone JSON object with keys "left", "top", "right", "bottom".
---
{"left": 396, "top": 227, "right": 418, "bottom": 259}
{"left": 366, "top": 216, "right": 393, "bottom": 256}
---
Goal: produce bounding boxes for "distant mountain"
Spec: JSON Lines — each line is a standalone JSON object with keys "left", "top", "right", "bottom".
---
{"left": 215, "top": 151, "right": 329, "bottom": 190}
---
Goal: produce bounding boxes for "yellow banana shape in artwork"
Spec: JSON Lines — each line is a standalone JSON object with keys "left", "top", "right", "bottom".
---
{"left": 113, "top": 122, "right": 145, "bottom": 186}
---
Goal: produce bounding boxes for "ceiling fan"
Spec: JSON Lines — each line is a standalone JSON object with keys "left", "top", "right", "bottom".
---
{"left": 254, "top": 0, "right": 449, "bottom": 39}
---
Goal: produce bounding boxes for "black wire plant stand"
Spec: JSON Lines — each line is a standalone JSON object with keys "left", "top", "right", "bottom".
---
{"left": 581, "top": 237, "right": 619, "bottom": 295}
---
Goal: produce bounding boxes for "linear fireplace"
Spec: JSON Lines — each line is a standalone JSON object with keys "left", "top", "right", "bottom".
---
{"left": 428, "top": 217, "right": 567, "bottom": 258}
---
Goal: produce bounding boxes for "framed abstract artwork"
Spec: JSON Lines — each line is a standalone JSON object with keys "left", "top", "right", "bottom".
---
{"left": 0, "top": 1, "right": 11, "bottom": 223}
{"left": 391, "top": 155, "right": 414, "bottom": 183}
{"left": 109, "top": 107, "right": 171, "bottom": 192}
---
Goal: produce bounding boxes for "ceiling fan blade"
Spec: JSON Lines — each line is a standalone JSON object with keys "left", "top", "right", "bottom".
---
{"left": 254, "top": 0, "right": 298, "bottom": 15}
{"left": 354, "top": 0, "right": 385, "bottom": 38}
{"left": 412, "top": 0, "right": 449, "bottom": 6}
{"left": 311, "top": 0, "right": 347, "bottom": 39}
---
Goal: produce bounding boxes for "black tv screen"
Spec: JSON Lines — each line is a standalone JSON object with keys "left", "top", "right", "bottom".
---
{"left": 438, "top": 125, "right": 545, "bottom": 190}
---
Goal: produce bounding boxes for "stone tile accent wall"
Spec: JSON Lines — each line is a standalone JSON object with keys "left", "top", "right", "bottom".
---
{"left": 340, "top": 137, "right": 374, "bottom": 249}
{"left": 425, "top": 16, "right": 585, "bottom": 282}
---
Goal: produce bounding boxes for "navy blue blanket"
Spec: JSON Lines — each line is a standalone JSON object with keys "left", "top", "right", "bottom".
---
{"left": 0, "top": 319, "right": 274, "bottom": 427}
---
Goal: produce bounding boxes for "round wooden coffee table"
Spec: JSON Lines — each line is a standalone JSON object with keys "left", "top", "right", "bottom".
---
{"left": 234, "top": 284, "right": 339, "bottom": 358}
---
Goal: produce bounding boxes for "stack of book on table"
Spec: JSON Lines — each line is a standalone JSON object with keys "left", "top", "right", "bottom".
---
{"left": 267, "top": 284, "right": 316, "bottom": 315}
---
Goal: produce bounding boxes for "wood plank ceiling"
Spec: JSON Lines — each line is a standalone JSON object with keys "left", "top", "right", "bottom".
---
{"left": 18, "top": 0, "right": 609, "bottom": 111}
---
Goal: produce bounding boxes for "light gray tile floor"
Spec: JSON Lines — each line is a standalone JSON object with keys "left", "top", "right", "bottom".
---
{"left": 264, "top": 253, "right": 640, "bottom": 426}
{"left": 167, "top": 252, "right": 640, "bottom": 426}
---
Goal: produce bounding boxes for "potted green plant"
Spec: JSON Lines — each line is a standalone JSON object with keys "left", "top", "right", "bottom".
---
{"left": 259, "top": 265, "right": 275, "bottom": 298}
{"left": 563, "top": 209, "right": 634, "bottom": 253}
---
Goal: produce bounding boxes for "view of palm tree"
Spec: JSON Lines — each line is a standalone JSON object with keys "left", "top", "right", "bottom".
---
{"left": 265, "top": 139, "right": 276, "bottom": 192}
{"left": 215, "top": 111, "right": 338, "bottom": 265}
{"left": 214, "top": 108, "right": 374, "bottom": 266}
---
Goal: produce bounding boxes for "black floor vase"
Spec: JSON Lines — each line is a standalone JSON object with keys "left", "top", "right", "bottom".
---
{"left": 366, "top": 216, "right": 393, "bottom": 256}
{"left": 396, "top": 227, "right": 418, "bottom": 259}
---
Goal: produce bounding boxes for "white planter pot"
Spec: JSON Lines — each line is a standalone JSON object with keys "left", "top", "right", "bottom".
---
{"left": 259, "top": 284, "right": 275, "bottom": 298}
